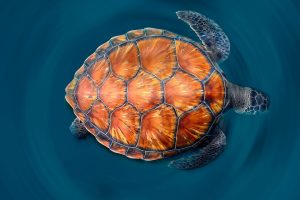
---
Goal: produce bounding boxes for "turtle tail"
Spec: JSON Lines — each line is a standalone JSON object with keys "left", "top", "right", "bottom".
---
{"left": 226, "top": 81, "right": 269, "bottom": 114}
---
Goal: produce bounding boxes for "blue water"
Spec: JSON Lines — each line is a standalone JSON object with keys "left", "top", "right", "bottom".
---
{"left": 1, "top": 0, "right": 300, "bottom": 199}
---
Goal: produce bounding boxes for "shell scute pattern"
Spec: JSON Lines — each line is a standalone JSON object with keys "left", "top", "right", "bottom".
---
{"left": 66, "top": 28, "right": 226, "bottom": 160}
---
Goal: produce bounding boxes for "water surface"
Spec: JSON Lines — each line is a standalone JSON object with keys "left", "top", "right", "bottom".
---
{"left": 1, "top": 0, "right": 300, "bottom": 199}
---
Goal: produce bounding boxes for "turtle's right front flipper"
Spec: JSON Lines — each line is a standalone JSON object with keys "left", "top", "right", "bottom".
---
{"left": 226, "top": 81, "right": 269, "bottom": 114}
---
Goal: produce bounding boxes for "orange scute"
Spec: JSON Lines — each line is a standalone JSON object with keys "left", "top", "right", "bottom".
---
{"left": 89, "top": 101, "right": 109, "bottom": 132}
{"left": 74, "top": 109, "right": 85, "bottom": 122}
{"left": 65, "top": 78, "right": 77, "bottom": 94}
{"left": 96, "top": 41, "right": 110, "bottom": 53}
{"left": 65, "top": 94, "right": 76, "bottom": 109}
{"left": 165, "top": 71, "right": 203, "bottom": 116}
{"left": 176, "top": 40, "right": 211, "bottom": 80}
{"left": 110, "top": 143, "right": 127, "bottom": 155}
{"left": 138, "top": 38, "right": 176, "bottom": 80}
{"left": 176, "top": 105, "right": 212, "bottom": 148}
{"left": 163, "top": 30, "right": 177, "bottom": 38}
{"left": 74, "top": 65, "right": 85, "bottom": 79}
{"left": 109, "top": 104, "right": 140, "bottom": 146}
{"left": 163, "top": 150, "right": 177, "bottom": 158}
{"left": 127, "top": 29, "right": 145, "bottom": 40}
{"left": 144, "top": 152, "right": 163, "bottom": 161}
{"left": 128, "top": 70, "right": 162, "bottom": 112}
{"left": 65, "top": 78, "right": 77, "bottom": 109}
{"left": 145, "top": 28, "right": 163, "bottom": 36}
{"left": 75, "top": 77, "right": 97, "bottom": 111}
{"left": 109, "top": 43, "right": 139, "bottom": 80}
{"left": 99, "top": 74, "right": 126, "bottom": 110}
{"left": 85, "top": 52, "right": 97, "bottom": 65}
{"left": 89, "top": 58, "right": 109, "bottom": 85}
{"left": 126, "top": 148, "right": 144, "bottom": 159}
{"left": 205, "top": 71, "right": 225, "bottom": 114}
{"left": 137, "top": 105, "right": 176, "bottom": 151}
{"left": 110, "top": 34, "right": 127, "bottom": 45}
{"left": 96, "top": 134, "right": 111, "bottom": 148}
{"left": 84, "top": 122, "right": 96, "bottom": 135}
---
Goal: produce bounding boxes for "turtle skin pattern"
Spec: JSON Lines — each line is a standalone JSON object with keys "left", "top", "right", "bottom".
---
{"left": 65, "top": 28, "right": 225, "bottom": 161}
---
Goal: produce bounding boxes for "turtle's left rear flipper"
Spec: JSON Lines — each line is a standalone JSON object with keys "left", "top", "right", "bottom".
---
{"left": 168, "top": 127, "right": 226, "bottom": 169}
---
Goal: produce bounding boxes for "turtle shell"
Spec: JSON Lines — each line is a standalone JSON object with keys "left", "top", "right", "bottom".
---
{"left": 65, "top": 28, "right": 226, "bottom": 161}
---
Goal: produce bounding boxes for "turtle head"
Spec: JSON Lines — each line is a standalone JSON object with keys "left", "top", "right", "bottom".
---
{"left": 227, "top": 81, "right": 270, "bottom": 114}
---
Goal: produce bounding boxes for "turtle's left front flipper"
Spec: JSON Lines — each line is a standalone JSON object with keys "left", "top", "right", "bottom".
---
{"left": 70, "top": 118, "right": 89, "bottom": 139}
{"left": 176, "top": 10, "right": 230, "bottom": 62}
{"left": 169, "top": 127, "right": 226, "bottom": 170}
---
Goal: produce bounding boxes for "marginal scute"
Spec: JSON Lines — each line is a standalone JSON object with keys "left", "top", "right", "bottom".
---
{"left": 137, "top": 37, "right": 176, "bottom": 80}
{"left": 84, "top": 121, "right": 97, "bottom": 136}
{"left": 65, "top": 78, "right": 77, "bottom": 95}
{"left": 109, "top": 104, "right": 140, "bottom": 146}
{"left": 126, "top": 148, "right": 144, "bottom": 159}
{"left": 89, "top": 101, "right": 109, "bottom": 132}
{"left": 96, "top": 41, "right": 111, "bottom": 54}
{"left": 144, "top": 152, "right": 163, "bottom": 161}
{"left": 89, "top": 58, "right": 109, "bottom": 85}
{"left": 84, "top": 52, "right": 97, "bottom": 66}
{"left": 128, "top": 70, "right": 162, "bottom": 112}
{"left": 65, "top": 79, "right": 77, "bottom": 109}
{"left": 205, "top": 71, "right": 225, "bottom": 114}
{"left": 126, "top": 29, "right": 145, "bottom": 40}
{"left": 65, "top": 94, "right": 76, "bottom": 109}
{"left": 110, "top": 142, "right": 127, "bottom": 155}
{"left": 137, "top": 105, "right": 176, "bottom": 151}
{"left": 96, "top": 134, "right": 111, "bottom": 148}
{"left": 144, "top": 28, "right": 163, "bottom": 36}
{"left": 99, "top": 74, "right": 126, "bottom": 110}
{"left": 110, "top": 34, "right": 127, "bottom": 45}
{"left": 176, "top": 40, "right": 211, "bottom": 80}
{"left": 165, "top": 71, "right": 203, "bottom": 116}
{"left": 74, "top": 108, "right": 85, "bottom": 122}
{"left": 163, "top": 30, "right": 177, "bottom": 38}
{"left": 74, "top": 65, "right": 85, "bottom": 79}
{"left": 163, "top": 150, "right": 177, "bottom": 158}
{"left": 109, "top": 43, "right": 139, "bottom": 80}
{"left": 176, "top": 105, "right": 213, "bottom": 148}
{"left": 75, "top": 77, "right": 97, "bottom": 111}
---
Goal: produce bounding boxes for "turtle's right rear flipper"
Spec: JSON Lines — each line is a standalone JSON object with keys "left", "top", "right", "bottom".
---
{"left": 168, "top": 127, "right": 226, "bottom": 169}
{"left": 226, "top": 81, "right": 270, "bottom": 114}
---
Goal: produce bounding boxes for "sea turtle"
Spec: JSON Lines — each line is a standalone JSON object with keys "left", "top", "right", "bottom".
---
{"left": 65, "top": 11, "right": 269, "bottom": 169}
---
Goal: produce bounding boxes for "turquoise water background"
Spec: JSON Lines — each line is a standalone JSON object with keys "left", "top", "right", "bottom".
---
{"left": 1, "top": 0, "right": 300, "bottom": 199}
